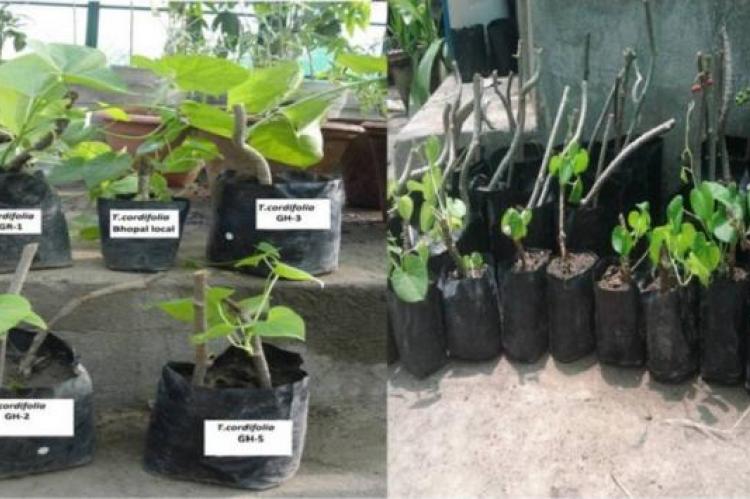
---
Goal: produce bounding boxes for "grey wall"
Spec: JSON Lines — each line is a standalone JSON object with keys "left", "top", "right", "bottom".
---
{"left": 531, "top": 0, "right": 750, "bottom": 197}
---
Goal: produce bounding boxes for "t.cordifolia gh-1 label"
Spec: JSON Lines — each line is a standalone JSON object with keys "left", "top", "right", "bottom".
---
{"left": 256, "top": 199, "right": 331, "bottom": 230}
{"left": 0, "top": 399, "right": 74, "bottom": 437}
{"left": 109, "top": 210, "right": 180, "bottom": 239}
{"left": 0, "top": 209, "right": 42, "bottom": 235}
{"left": 204, "top": 420, "right": 293, "bottom": 457}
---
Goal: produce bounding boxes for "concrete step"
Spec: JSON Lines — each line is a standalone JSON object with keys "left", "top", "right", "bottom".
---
{"left": 0, "top": 406, "right": 385, "bottom": 497}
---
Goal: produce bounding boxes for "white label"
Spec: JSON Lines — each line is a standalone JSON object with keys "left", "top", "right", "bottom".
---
{"left": 256, "top": 199, "right": 331, "bottom": 231}
{"left": 109, "top": 210, "right": 180, "bottom": 239}
{"left": 0, "top": 399, "right": 74, "bottom": 437}
{"left": 0, "top": 209, "right": 42, "bottom": 235}
{"left": 204, "top": 420, "right": 293, "bottom": 457}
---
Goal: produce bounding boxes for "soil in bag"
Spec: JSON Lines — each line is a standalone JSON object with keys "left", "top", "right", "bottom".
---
{"left": 98, "top": 196, "right": 190, "bottom": 272}
{"left": 0, "top": 329, "right": 95, "bottom": 479}
{"left": 207, "top": 171, "right": 344, "bottom": 276}
{"left": 143, "top": 344, "right": 309, "bottom": 490}
{"left": 500, "top": 249, "right": 550, "bottom": 362}
{"left": 439, "top": 262, "right": 501, "bottom": 360}
{"left": 546, "top": 252, "right": 597, "bottom": 362}
{"left": 487, "top": 18, "right": 514, "bottom": 76}
{"left": 642, "top": 284, "right": 699, "bottom": 383}
{"left": 700, "top": 270, "right": 748, "bottom": 385}
{"left": 451, "top": 24, "right": 490, "bottom": 82}
{"left": 0, "top": 172, "right": 72, "bottom": 273}
{"left": 594, "top": 263, "right": 645, "bottom": 367}
{"left": 387, "top": 285, "right": 447, "bottom": 378}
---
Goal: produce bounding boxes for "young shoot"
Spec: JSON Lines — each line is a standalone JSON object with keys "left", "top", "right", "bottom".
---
{"left": 548, "top": 142, "right": 590, "bottom": 260}
{"left": 155, "top": 242, "right": 321, "bottom": 389}
{"left": 687, "top": 180, "right": 746, "bottom": 271}
{"left": 648, "top": 195, "right": 720, "bottom": 290}
{"left": 501, "top": 207, "right": 532, "bottom": 269}
{"left": 611, "top": 202, "right": 651, "bottom": 282}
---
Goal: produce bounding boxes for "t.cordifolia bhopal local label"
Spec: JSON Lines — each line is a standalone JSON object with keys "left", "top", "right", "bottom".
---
{"left": 204, "top": 420, "right": 293, "bottom": 457}
{"left": 0, "top": 399, "right": 74, "bottom": 437}
{"left": 256, "top": 199, "right": 331, "bottom": 230}
{"left": 0, "top": 209, "right": 42, "bottom": 235}
{"left": 110, "top": 210, "right": 180, "bottom": 239}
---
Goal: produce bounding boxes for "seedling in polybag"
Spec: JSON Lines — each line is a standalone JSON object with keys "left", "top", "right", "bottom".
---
{"left": 611, "top": 202, "right": 651, "bottom": 282}
{"left": 648, "top": 195, "right": 720, "bottom": 289}
{"left": 501, "top": 207, "right": 533, "bottom": 269}
{"left": 549, "top": 142, "right": 590, "bottom": 261}
{"left": 155, "top": 242, "right": 321, "bottom": 389}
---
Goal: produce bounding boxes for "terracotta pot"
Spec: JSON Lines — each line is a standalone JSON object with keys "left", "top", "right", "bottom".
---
{"left": 93, "top": 109, "right": 201, "bottom": 189}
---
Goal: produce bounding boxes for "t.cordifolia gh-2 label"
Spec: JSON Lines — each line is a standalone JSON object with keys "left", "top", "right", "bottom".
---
{"left": 204, "top": 420, "right": 293, "bottom": 457}
{"left": 0, "top": 209, "right": 42, "bottom": 235}
{"left": 109, "top": 210, "right": 180, "bottom": 239}
{"left": 0, "top": 399, "right": 74, "bottom": 437}
{"left": 256, "top": 199, "right": 331, "bottom": 230}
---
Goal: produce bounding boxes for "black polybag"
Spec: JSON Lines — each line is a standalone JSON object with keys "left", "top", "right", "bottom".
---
{"left": 642, "top": 285, "right": 699, "bottom": 383}
{"left": 438, "top": 264, "right": 501, "bottom": 360}
{"left": 487, "top": 18, "right": 514, "bottom": 76}
{"left": 0, "top": 329, "right": 95, "bottom": 479}
{"left": 386, "top": 286, "right": 447, "bottom": 378}
{"left": 143, "top": 344, "right": 309, "bottom": 490}
{"left": 546, "top": 255, "right": 597, "bottom": 362}
{"left": 563, "top": 204, "right": 616, "bottom": 258}
{"left": 594, "top": 268, "right": 645, "bottom": 367}
{"left": 451, "top": 24, "right": 489, "bottom": 82}
{"left": 207, "top": 171, "right": 344, "bottom": 276}
{"left": 98, "top": 196, "right": 190, "bottom": 272}
{"left": 0, "top": 172, "right": 72, "bottom": 273}
{"left": 499, "top": 251, "right": 549, "bottom": 362}
{"left": 700, "top": 275, "right": 748, "bottom": 385}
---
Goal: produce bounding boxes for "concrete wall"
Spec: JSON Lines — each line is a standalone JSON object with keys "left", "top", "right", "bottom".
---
{"left": 530, "top": 0, "right": 750, "bottom": 197}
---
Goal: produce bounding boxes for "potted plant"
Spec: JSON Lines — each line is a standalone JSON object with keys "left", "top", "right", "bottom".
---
{"left": 499, "top": 207, "right": 550, "bottom": 363}
{"left": 48, "top": 123, "right": 219, "bottom": 272}
{"left": 642, "top": 194, "right": 720, "bottom": 383}
{"left": 1, "top": 243, "right": 163, "bottom": 479}
{"left": 686, "top": 181, "right": 748, "bottom": 384}
{"left": 594, "top": 203, "right": 650, "bottom": 367}
{"left": 386, "top": 148, "right": 447, "bottom": 378}
{"left": 144, "top": 243, "right": 319, "bottom": 489}
{"left": 0, "top": 42, "right": 126, "bottom": 273}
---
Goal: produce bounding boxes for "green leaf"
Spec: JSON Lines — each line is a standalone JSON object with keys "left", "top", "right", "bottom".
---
{"left": 249, "top": 114, "right": 324, "bottom": 168}
{"left": 611, "top": 225, "right": 633, "bottom": 257}
{"left": 29, "top": 41, "right": 127, "bottom": 93}
{"left": 409, "top": 38, "right": 443, "bottom": 112}
{"left": 398, "top": 195, "right": 413, "bottom": 220}
{"left": 180, "top": 101, "right": 234, "bottom": 139}
{"left": 22, "top": 311, "right": 47, "bottom": 330}
{"left": 549, "top": 155, "right": 562, "bottom": 175}
{"left": 81, "top": 151, "right": 133, "bottom": 189}
{"left": 649, "top": 226, "right": 668, "bottom": 265}
{"left": 273, "top": 262, "right": 321, "bottom": 284}
{"left": 568, "top": 177, "right": 583, "bottom": 204}
{"left": 133, "top": 54, "right": 248, "bottom": 95}
{"left": 690, "top": 183, "right": 714, "bottom": 224}
{"left": 573, "top": 149, "right": 589, "bottom": 174}
{"left": 253, "top": 306, "right": 305, "bottom": 340}
{"left": 423, "top": 136, "right": 441, "bottom": 165}
{"left": 162, "top": 136, "right": 220, "bottom": 173}
{"left": 714, "top": 218, "right": 737, "bottom": 244}
{"left": 446, "top": 198, "right": 466, "bottom": 219}
{"left": 191, "top": 323, "right": 236, "bottom": 344}
{"left": 0, "top": 294, "right": 33, "bottom": 333}
{"left": 228, "top": 61, "right": 302, "bottom": 113}
{"left": 390, "top": 253, "right": 428, "bottom": 303}
{"left": 501, "top": 208, "right": 527, "bottom": 241}
{"left": 667, "top": 195, "right": 684, "bottom": 232}
{"left": 335, "top": 51, "right": 387, "bottom": 75}
{"left": 237, "top": 295, "right": 269, "bottom": 317}
{"left": 155, "top": 298, "right": 194, "bottom": 323}
{"left": 419, "top": 202, "right": 434, "bottom": 232}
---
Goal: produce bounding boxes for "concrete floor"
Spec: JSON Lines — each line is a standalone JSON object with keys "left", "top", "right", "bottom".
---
{"left": 389, "top": 354, "right": 750, "bottom": 497}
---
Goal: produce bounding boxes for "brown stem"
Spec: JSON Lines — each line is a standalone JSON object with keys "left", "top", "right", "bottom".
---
{"left": 0, "top": 243, "right": 38, "bottom": 388}
{"left": 232, "top": 104, "right": 272, "bottom": 186}
{"left": 439, "top": 218, "right": 466, "bottom": 277}
{"left": 136, "top": 157, "right": 152, "bottom": 201}
{"left": 658, "top": 246, "right": 671, "bottom": 293}
{"left": 192, "top": 270, "right": 209, "bottom": 387}
{"left": 18, "top": 274, "right": 163, "bottom": 378}
{"left": 224, "top": 298, "right": 272, "bottom": 389}
{"left": 558, "top": 183, "right": 567, "bottom": 260}
{"left": 514, "top": 240, "right": 527, "bottom": 270}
